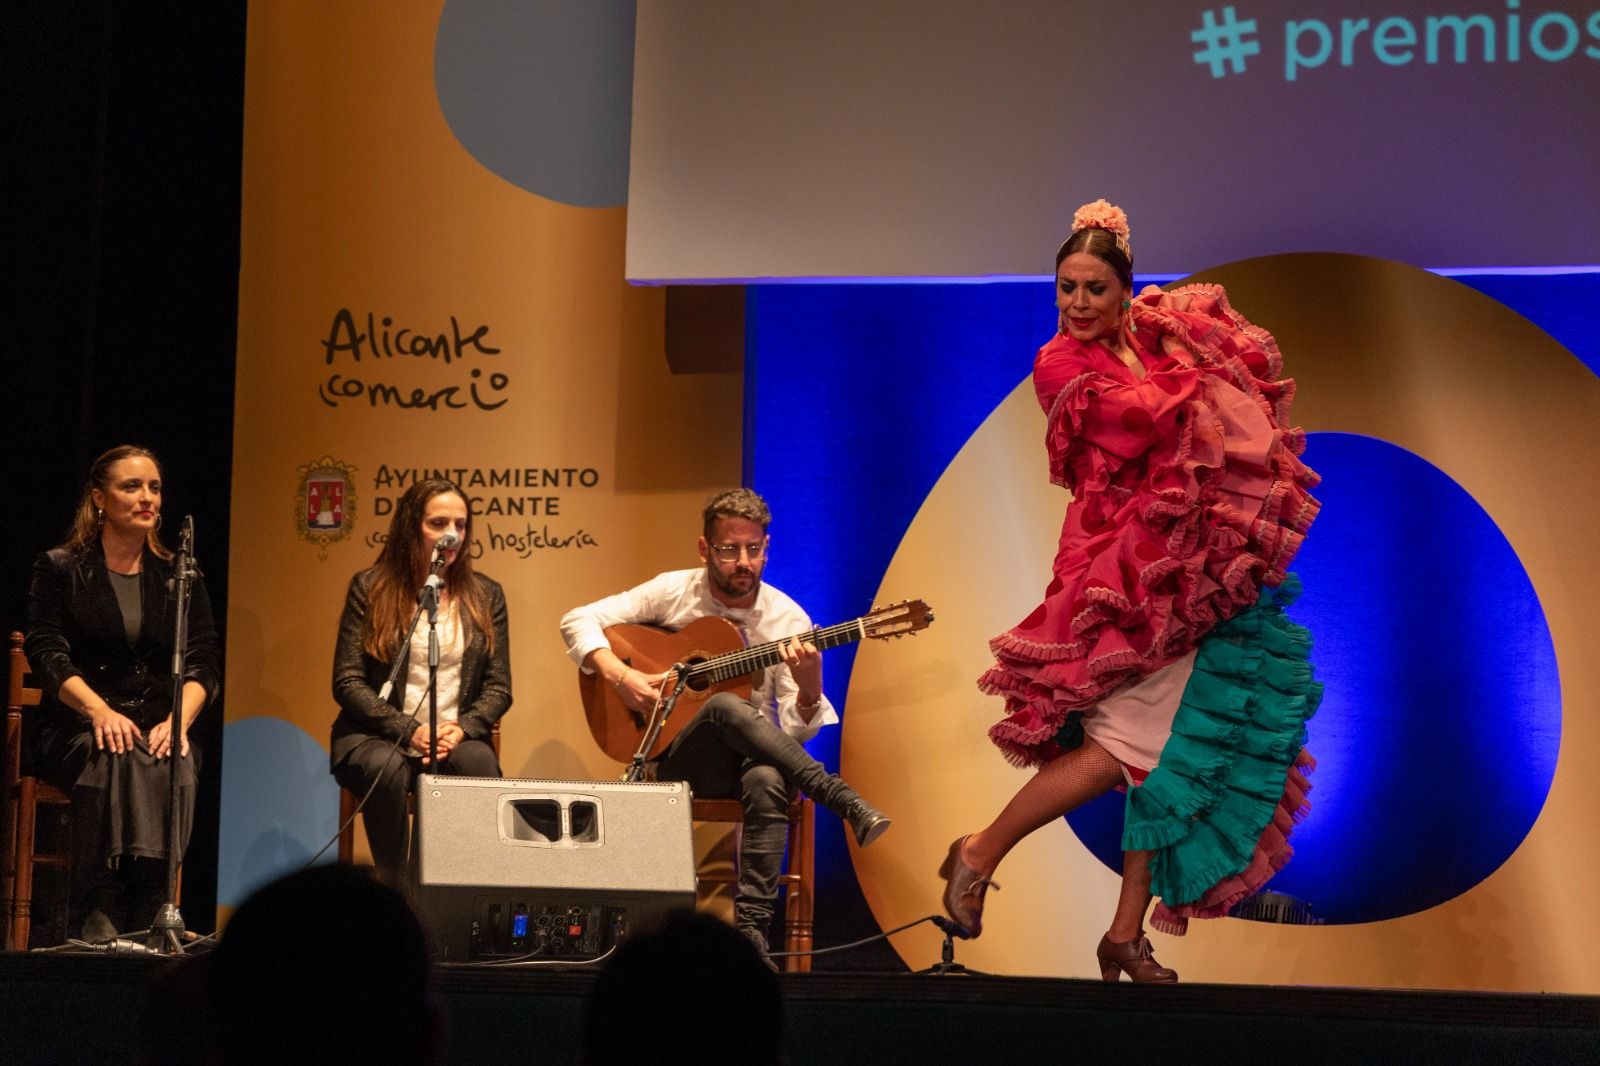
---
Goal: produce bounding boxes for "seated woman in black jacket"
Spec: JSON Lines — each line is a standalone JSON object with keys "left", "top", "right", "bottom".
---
{"left": 330, "top": 477, "right": 511, "bottom": 885}
{"left": 26, "top": 444, "right": 221, "bottom": 940}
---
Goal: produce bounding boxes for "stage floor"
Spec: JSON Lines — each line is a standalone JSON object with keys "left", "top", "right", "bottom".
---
{"left": 3, "top": 952, "right": 1596, "bottom": 1064}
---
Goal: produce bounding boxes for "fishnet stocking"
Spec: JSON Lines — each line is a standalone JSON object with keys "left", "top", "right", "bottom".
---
{"left": 962, "top": 739, "right": 1158, "bottom": 938}
{"left": 963, "top": 739, "right": 1123, "bottom": 875}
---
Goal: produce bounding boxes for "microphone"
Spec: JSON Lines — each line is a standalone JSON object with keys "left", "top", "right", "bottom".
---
{"left": 429, "top": 532, "right": 459, "bottom": 571}
{"left": 167, "top": 515, "right": 199, "bottom": 593}
{"left": 930, "top": 915, "right": 973, "bottom": 940}
{"left": 419, "top": 532, "right": 460, "bottom": 601}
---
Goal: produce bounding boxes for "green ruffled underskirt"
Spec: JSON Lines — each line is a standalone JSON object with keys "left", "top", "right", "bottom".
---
{"left": 1120, "top": 575, "right": 1322, "bottom": 906}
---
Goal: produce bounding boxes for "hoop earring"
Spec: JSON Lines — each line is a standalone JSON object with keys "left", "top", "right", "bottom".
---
{"left": 153, "top": 514, "right": 163, "bottom": 531}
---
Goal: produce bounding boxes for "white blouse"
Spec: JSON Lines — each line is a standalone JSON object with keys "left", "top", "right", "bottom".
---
{"left": 403, "top": 598, "right": 466, "bottom": 755}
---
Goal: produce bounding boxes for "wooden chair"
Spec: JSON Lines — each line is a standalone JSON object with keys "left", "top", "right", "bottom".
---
{"left": 336, "top": 723, "right": 501, "bottom": 863}
{"left": 3, "top": 631, "right": 71, "bottom": 951}
{"left": 691, "top": 794, "right": 816, "bottom": 973}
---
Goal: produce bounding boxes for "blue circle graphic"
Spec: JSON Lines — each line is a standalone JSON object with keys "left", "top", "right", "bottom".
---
{"left": 217, "top": 717, "right": 341, "bottom": 907}
{"left": 434, "top": 0, "right": 636, "bottom": 208}
{"left": 1065, "top": 432, "right": 1561, "bottom": 924}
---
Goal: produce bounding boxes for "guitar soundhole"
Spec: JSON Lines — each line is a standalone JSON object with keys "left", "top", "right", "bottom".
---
{"left": 684, "top": 655, "right": 711, "bottom": 692}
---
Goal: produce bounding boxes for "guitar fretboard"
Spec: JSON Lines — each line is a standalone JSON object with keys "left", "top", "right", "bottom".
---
{"left": 690, "top": 618, "right": 867, "bottom": 685}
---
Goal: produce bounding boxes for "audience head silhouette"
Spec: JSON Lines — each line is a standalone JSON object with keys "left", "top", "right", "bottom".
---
{"left": 210, "top": 863, "right": 441, "bottom": 1066}
{"left": 583, "top": 908, "right": 783, "bottom": 1066}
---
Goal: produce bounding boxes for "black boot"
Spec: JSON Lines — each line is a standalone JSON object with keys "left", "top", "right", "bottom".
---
{"left": 76, "top": 872, "right": 124, "bottom": 943}
{"left": 735, "top": 898, "right": 781, "bottom": 973}
{"left": 806, "top": 774, "right": 892, "bottom": 847}
{"left": 842, "top": 794, "right": 891, "bottom": 847}
{"left": 694, "top": 693, "right": 893, "bottom": 847}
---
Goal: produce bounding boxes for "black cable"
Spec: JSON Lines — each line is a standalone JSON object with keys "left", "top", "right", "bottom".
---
{"left": 31, "top": 937, "right": 162, "bottom": 955}
{"left": 305, "top": 585, "right": 466, "bottom": 870}
{"left": 766, "top": 914, "right": 956, "bottom": 960}
{"left": 31, "top": 927, "right": 216, "bottom": 954}
{"left": 469, "top": 943, "right": 619, "bottom": 969}
{"left": 303, "top": 685, "right": 437, "bottom": 868}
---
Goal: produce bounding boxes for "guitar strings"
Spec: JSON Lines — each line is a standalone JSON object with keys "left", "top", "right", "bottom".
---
{"left": 693, "top": 619, "right": 867, "bottom": 684}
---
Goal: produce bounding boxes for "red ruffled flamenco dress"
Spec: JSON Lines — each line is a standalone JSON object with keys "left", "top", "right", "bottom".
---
{"left": 978, "top": 284, "right": 1324, "bottom": 934}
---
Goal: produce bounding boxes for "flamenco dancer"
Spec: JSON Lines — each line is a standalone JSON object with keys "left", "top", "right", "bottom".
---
{"left": 939, "top": 200, "right": 1323, "bottom": 982}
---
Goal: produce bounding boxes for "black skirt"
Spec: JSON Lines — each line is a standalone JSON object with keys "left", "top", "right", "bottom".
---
{"left": 33, "top": 723, "right": 198, "bottom": 865}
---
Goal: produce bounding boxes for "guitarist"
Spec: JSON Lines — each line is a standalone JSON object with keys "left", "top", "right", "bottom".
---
{"left": 559, "top": 488, "right": 890, "bottom": 966}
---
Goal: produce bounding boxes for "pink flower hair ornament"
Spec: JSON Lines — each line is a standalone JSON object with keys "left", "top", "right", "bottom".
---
{"left": 1070, "top": 198, "right": 1132, "bottom": 258}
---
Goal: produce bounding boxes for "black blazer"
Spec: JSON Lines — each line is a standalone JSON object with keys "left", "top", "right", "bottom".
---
{"left": 25, "top": 544, "right": 222, "bottom": 736}
{"left": 328, "top": 568, "right": 512, "bottom": 767}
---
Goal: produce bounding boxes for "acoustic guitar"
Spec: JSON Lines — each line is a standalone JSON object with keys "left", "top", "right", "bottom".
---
{"left": 579, "top": 600, "right": 934, "bottom": 763}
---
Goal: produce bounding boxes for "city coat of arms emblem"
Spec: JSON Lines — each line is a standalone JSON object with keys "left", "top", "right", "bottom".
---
{"left": 295, "top": 456, "right": 358, "bottom": 558}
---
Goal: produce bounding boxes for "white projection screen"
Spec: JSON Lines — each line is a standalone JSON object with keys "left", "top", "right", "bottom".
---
{"left": 627, "top": 0, "right": 1600, "bottom": 280}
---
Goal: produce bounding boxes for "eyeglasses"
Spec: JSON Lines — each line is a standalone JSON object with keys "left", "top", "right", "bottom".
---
{"left": 709, "top": 541, "right": 768, "bottom": 563}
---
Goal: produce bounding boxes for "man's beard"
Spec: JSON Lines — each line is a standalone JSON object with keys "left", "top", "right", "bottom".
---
{"left": 710, "top": 564, "right": 762, "bottom": 600}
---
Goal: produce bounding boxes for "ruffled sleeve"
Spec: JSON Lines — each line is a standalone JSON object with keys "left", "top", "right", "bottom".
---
{"left": 1041, "top": 347, "right": 1204, "bottom": 497}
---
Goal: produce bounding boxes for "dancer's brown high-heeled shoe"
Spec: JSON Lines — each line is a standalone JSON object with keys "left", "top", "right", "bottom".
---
{"left": 1096, "top": 933, "right": 1178, "bottom": 983}
{"left": 937, "top": 836, "right": 1000, "bottom": 938}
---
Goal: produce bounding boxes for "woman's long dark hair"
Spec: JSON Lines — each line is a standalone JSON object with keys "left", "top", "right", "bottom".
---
{"left": 60, "top": 444, "right": 172, "bottom": 560}
{"left": 363, "top": 478, "right": 493, "bottom": 661}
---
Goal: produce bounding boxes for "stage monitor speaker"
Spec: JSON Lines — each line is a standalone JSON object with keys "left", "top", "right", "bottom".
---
{"left": 415, "top": 775, "right": 696, "bottom": 962}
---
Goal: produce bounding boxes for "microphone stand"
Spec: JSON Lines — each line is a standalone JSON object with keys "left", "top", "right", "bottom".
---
{"left": 622, "top": 666, "right": 690, "bottom": 783}
{"left": 916, "top": 916, "right": 989, "bottom": 976}
{"left": 152, "top": 516, "right": 196, "bottom": 954}
{"left": 374, "top": 538, "right": 453, "bottom": 889}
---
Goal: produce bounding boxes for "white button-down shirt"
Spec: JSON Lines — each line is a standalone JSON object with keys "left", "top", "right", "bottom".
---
{"left": 559, "top": 568, "right": 839, "bottom": 742}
